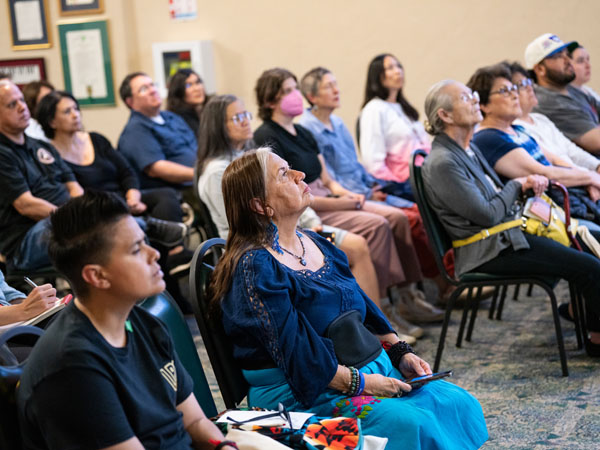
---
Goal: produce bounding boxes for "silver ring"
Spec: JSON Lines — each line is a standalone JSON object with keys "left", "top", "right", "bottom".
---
{"left": 356, "top": 202, "right": 361, "bottom": 210}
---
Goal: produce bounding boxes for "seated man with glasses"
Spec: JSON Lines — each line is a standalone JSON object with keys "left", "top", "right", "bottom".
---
{"left": 118, "top": 72, "right": 197, "bottom": 193}
{"left": 525, "top": 33, "right": 600, "bottom": 155}
{"left": 466, "top": 63, "right": 600, "bottom": 227}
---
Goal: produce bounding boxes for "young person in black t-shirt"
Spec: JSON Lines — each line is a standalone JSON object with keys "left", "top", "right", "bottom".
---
{"left": 17, "top": 191, "right": 236, "bottom": 450}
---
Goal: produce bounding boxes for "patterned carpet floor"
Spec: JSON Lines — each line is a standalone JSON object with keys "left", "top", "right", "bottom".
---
{"left": 189, "top": 280, "right": 600, "bottom": 449}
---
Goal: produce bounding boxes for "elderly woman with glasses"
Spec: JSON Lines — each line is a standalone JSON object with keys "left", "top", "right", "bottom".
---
{"left": 467, "top": 63, "right": 600, "bottom": 224}
{"left": 421, "top": 79, "right": 600, "bottom": 357}
{"left": 210, "top": 147, "right": 488, "bottom": 449}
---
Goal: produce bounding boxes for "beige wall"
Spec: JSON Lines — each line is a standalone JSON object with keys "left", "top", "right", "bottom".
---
{"left": 1, "top": 0, "right": 599, "bottom": 145}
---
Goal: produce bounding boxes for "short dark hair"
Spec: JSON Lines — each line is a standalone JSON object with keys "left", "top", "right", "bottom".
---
{"left": 22, "top": 80, "right": 55, "bottom": 117}
{"left": 0, "top": 72, "right": 10, "bottom": 80}
{"left": 48, "top": 191, "right": 130, "bottom": 298}
{"left": 466, "top": 63, "right": 513, "bottom": 113}
{"left": 362, "top": 53, "right": 419, "bottom": 121}
{"left": 300, "top": 67, "right": 331, "bottom": 106}
{"left": 255, "top": 68, "right": 297, "bottom": 121}
{"left": 119, "top": 71, "right": 147, "bottom": 107}
{"left": 503, "top": 60, "right": 529, "bottom": 79}
{"left": 37, "top": 90, "right": 79, "bottom": 139}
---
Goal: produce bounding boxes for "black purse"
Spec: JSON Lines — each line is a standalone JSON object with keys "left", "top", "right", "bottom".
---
{"left": 325, "top": 310, "right": 381, "bottom": 368}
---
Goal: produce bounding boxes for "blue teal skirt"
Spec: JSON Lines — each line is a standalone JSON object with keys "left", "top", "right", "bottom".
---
{"left": 243, "top": 351, "right": 488, "bottom": 450}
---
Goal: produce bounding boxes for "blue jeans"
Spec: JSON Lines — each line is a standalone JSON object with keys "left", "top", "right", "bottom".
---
{"left": 11, "top": 218, "right": 53, "bottom": 271}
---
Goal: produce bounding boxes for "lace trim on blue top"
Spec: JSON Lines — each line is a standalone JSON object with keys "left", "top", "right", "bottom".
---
{"left": 241, "top": 251, "right": 283, "bottom": 368}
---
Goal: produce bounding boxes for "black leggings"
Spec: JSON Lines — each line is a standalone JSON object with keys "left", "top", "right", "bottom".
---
{"left": 475, "top": 234, "right": 600, "bottom": 332}
{"left": 140, "top": 187, "right": 182, "bottom": 222}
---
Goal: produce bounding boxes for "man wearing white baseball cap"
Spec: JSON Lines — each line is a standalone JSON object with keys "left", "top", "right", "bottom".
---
{"left": 526, "top": 33, "right": 600, "bottom": 154}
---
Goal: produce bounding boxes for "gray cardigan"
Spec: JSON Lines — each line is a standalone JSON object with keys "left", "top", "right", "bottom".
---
{"left": 422, "top": 133, "right": 529, "bottom": 276}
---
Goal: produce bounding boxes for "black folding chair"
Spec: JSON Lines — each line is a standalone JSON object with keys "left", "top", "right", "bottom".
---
{"left": 189, "top": 238, "right": 249, "bottom": 408}
{"left": 410, "top": 149, "right": 575, "bottom": 376}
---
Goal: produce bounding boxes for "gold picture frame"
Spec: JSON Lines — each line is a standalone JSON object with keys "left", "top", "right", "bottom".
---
{"left": 58, "top": 0, "right": 104, "bottom": 16}
{"left": 7, "top": 0, "right": 52, "bottom": 50}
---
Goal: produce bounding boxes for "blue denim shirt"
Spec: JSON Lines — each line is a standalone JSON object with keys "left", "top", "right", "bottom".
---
{"left": 299, "top": 109, "right": 377, "bottom": 196}
{"left": 118, "top": 110, "right": 197, "bottom": 189}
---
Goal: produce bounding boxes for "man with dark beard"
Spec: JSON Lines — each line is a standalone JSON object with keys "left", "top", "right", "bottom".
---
{"left": 525, "top": 33, "right": 600, "bottom": 154}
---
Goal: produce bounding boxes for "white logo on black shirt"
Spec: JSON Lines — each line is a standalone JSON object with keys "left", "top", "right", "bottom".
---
{"left": 37, "top": 148, "right": 55, "bottom": 164}
{"left": 160, "top": 360, "right": 177, "bottom": 391}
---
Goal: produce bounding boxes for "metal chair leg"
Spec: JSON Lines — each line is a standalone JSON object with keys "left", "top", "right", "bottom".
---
{"left": 527, "top": 283, "right": 534, "bottom": 296}
{"left": 544, "top": 285, "right": 568, "bottom": 376}
{"left": 434, "top": 291, "right": 457, "bottom": 372}
{"left": 489, "top": 286, "right": 500, "bottom": 319}
{"left": 456, "top": 288, "right": 472, "bottom": 348}
{"left": 513, "top": 284, "right": 520, "bottom": 301}
{"left": 568, "top": 282, "right": 583, "bottom": 350}
{"left": 466, "top": 287, "right": 483, "bottom": 342}
{"left": 496, "top": 285, "right": 508, "bottom": 320}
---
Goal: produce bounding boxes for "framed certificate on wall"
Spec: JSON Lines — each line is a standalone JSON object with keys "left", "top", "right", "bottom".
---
{"left": 58, "top": 20, "right": 115, "bottom": 107}
{"left": 7, "top": 0, "right": 52, "bottom": 50}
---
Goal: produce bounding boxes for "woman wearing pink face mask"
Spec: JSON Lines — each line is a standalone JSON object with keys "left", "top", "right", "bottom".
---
{"left": 253, "top": 68, "right": 444, "bottom": 325}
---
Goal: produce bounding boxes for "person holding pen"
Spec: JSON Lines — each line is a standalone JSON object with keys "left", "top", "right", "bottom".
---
{"left": 17, "top": 191, "right": 236, "bottom": 450}
{"left": 0, "top": 269, "right": 56, "bottom": 326}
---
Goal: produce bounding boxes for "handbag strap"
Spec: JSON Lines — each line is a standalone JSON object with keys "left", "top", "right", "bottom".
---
{"left": 452, "top": 219, "right": 524, "bottom": 248}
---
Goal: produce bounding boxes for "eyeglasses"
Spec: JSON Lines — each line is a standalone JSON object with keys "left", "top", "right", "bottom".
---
{"left": 226, "top": 402, "right": 294, "bottom": 429}
{"left": 460, "top": 91, "right": 480, "bottom": 103}
{"left": 230, "top": 111, "right": 252, "bottom": 125}
{"left": 320, "top": 80, "right": 339, "bottom": 91}
{"left": 489, "top": 84, "right": 519, "bottom": 97}
{"left": 185, "top": 79, "right": 203, "bottom": 89}
{"left": 515, "top": 78, "right": 533, "bottom": 91}
{"left": 137, "top": 82, "right": 157, "bottom": 95}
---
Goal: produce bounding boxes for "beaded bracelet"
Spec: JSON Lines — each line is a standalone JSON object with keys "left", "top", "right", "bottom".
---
{"left": 346, "top": 366, "right": 359, "bottom": 395}
{"left": 345, "top": 366, "right": 366, "bottom": 396}
{"left": 386, "top": 341, "right": 415, "bottom": 369}
{"left": 214, "top": 440, "right": 239, "bottom": 450}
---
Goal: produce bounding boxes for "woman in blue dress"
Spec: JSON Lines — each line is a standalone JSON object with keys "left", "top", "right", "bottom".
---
{"left": 210, "top": 147, "right": 488, "bottom": 449}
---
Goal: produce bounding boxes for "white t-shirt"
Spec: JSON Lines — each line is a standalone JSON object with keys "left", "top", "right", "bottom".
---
{"left": 514, "top": 112, "right": 600, "bottom": 171}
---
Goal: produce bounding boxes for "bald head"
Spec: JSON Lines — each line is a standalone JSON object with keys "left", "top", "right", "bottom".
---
{"left": 0, "top": 80, "right": 31, "bottom": 140}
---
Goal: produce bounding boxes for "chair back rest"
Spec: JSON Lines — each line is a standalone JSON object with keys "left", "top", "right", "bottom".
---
{"left": 139, "top": 292, "right": 218, "bottom": 417}
{"left": 0, "top": 326, "right": 44, "bottom": 450}
{"left": 192, "top": 167, "right": 220, "bottom": 240}
{"left": 409, "top": 149, "right": 456, "bottom": 285}
{"left": 189, "top": 238, "right": 248, "bottom": 409}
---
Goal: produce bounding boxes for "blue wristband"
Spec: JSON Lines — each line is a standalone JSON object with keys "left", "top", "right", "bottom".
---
{"left": 356, "top": 371, "right": 365, "bottom": 396}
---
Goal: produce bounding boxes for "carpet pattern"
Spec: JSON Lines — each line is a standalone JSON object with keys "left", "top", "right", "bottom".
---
{"left": 189, "top": 280, "right": 600, "bottom": 449}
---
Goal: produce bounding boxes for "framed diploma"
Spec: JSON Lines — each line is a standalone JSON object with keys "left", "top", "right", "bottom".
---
{"left": 0, "top": 58, "right": 46, "bottom": 89}
{"left": 58, "top": 19, "right": 115, "bottom": 107}
{"left": 7, "top": 0, "right": 52, "bottom": 50}
{"left": 58, "top": 0, "right": 104, "bottom": 16}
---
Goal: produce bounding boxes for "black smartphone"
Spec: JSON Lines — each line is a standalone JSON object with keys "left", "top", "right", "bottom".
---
{"left": 317, "top": 230, "right": 336, "bottom": 244}
{"left": 406, "top": 370, "right": 452, "bottom": 388}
